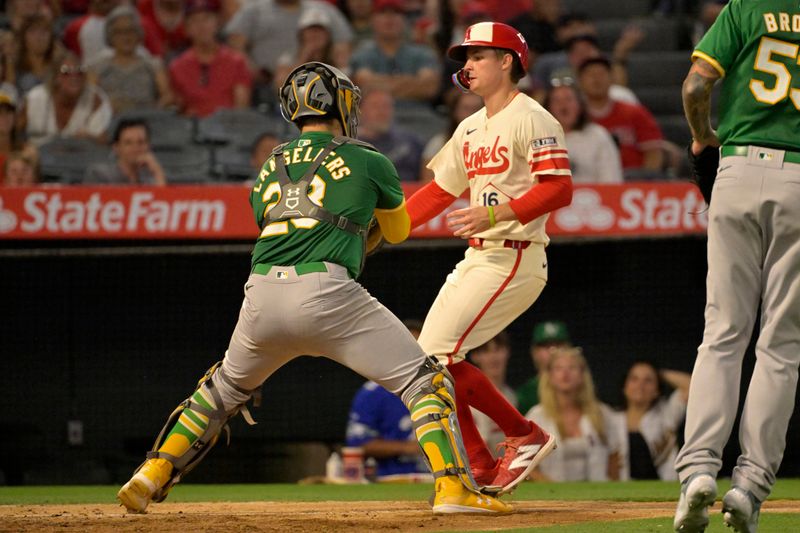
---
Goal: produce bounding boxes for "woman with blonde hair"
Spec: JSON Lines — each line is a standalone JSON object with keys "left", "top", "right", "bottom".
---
{"left": 526, "top": 346, "right": 625, "bottom": 481}
{"left": 24, "top": 51, "right": 112, "bottom": 145}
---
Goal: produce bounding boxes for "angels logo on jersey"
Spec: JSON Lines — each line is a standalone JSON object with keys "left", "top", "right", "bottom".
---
{"left": 463, "top": 136, "right": 510, "bottom": 179}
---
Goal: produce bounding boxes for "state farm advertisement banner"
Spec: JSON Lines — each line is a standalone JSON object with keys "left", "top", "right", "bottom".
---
{"left": 0, "top": 183, "right": 707, "bottom": 240}
{"left": 547, "top": 183, "right": 708, "bottom": 237}
{"left": 0, "top": 186, "right": 257, "bottom": 240}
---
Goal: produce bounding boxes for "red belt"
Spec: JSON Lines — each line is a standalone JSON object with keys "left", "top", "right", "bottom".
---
{"left": 468, "top": 238, "right": 531, "bottom": 250}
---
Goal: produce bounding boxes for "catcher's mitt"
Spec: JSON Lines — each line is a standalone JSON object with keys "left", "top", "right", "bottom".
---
{"left": 687, "top": 144, "right": 719, "bottom": 205}
{"left": 365, "top": 217, "right": 385, "bottom": 256}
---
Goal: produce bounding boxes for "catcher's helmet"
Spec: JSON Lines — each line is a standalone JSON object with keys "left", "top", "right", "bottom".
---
{"left": 448, "top": 22, "right": 529, "bottom": 71}
{"left": 279, "top": 62, "right": 361, "bottom": 138}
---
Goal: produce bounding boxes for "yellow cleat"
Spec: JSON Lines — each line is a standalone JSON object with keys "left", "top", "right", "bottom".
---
{"left": 117, "top": 458, "right": 173, "bottom": 514}
{"left": 432, "top": 476, "right": 513, "bottom": 514}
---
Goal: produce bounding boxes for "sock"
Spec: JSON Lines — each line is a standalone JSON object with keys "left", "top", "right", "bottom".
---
{"left": 452, "top": 380, "right": 497, "bottom": 470}
{"left": 449, "top": 361, "right": 532, "bottom": 438}
{"left": 158, "top": 387, "right": 216, "bottom": 459}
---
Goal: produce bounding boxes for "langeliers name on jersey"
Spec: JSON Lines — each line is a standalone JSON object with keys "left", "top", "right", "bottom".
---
{"left": 763, "top": 13, "right": 800, "bottom": 33}
{"left": 253, "top": 146, "right": 352, "bottom": 193}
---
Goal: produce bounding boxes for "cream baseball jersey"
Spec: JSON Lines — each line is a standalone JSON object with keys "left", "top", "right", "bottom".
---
{"left": 428, "top": 93, "right": 571, "bottom": 244}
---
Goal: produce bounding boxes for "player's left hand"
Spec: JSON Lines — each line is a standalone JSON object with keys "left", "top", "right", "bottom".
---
{"left": 446, "top": 206, "right": 491, "bottom": 238}
{"left": 365, "top": 217, "right": 385, "bottom": 255}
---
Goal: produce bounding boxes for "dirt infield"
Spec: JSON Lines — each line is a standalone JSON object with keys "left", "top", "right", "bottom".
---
{"left": 2, "top": 500, "right": 799, "bottom": 532}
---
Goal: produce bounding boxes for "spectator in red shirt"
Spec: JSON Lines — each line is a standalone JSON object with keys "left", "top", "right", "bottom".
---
{"left": 168, "top": 0, "right": 252, "bottom": 117}
{"left": 578, "top": 56, "right": 664, "bottom": 174}
{"left": 137, "top": 0, "right": 189, "bottom": 62}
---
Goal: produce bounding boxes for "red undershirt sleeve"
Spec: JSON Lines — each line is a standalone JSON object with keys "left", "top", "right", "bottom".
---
{"left": 406, "top": 180, "right": 459, "bottom": 229}
{"left": 508, "top": 174, "right": 573, "bottom": 225}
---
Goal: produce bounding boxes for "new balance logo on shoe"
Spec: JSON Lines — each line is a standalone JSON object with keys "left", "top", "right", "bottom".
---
{"left": 509, "top": 444, "right": 543, "bottom": 471}
{"left": 493, "top": 429, "right": 557, "bottom": 496}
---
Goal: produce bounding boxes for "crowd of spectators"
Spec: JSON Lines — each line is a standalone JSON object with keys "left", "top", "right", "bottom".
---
{"left": 0, "top": 0, "right": 719, "bottom": 187}
{"left": 343, "top": 316, "right": 692, "bottom": 485}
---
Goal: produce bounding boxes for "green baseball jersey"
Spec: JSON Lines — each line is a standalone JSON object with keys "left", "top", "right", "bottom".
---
{"left": 694, "top": 0, "right": 800, "bottom": 150}
{"left": 249, "top": 131, "right": 405, "bottom": 279}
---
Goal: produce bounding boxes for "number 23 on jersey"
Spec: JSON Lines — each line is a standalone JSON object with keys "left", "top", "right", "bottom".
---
{"left": 259, "top": 175, "right": 327, "bottom": 237}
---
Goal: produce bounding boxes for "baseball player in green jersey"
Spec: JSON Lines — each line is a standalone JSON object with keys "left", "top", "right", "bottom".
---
{"left": 117, "top": 62, "right": 511, "bottom": 515}
{"left": 673, "top": 2, "right": 800, "bottom": 532}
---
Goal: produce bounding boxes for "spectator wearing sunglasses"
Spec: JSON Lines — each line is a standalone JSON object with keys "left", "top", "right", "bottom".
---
{"left": 23, "top": 52, "right": 113, "bottom": 146}
{"left": 168, "top": 0, "right": 252, "bottom": 117}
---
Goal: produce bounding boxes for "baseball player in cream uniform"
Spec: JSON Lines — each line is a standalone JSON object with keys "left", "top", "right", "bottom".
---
{"left": 407, "top": 22, "right": 573, "bottom": 495}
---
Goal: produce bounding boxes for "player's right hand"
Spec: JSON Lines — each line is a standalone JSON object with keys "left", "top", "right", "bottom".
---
{"left": 446, "top": 206, "right": 490, "bottom": 238}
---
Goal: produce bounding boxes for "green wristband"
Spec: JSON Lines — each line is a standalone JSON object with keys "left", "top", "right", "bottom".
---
{"left": 487, "top": 206, "right": 496, "bottom": 227}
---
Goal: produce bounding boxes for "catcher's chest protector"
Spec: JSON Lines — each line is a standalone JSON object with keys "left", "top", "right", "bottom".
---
{"left": 264, "top": 136, "right": 374, "bottom": 237}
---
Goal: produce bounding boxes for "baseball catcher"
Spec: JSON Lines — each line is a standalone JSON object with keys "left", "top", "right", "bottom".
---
{"left": 117, "top": 62, "right": 511, "bottom": 515}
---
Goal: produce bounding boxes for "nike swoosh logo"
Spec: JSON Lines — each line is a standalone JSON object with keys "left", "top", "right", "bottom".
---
{"left": 542, "top": 262, "right": 547, "bottom": 269}
{"left": 245, "top": 284, "right": 254, "bottom": 290}
{"left": 466, "top": 128, "right": 477, "bottom": 135}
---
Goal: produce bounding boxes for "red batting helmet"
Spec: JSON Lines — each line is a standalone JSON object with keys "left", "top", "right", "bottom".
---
{"left": 447, "top": 22, "right": 529, "bottom": 71}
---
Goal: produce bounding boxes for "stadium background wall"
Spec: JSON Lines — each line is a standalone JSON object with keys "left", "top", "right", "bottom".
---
{"left": 2, "top": 237, "right": 799, "bottom": 485}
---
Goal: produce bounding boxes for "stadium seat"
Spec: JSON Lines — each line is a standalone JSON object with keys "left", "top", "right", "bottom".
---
{"left": 657, "top": 114, "right": 692, "bottom": 146}
{"left": 108, "top": 109, "right": 196, "bottom": 149}
{"left": 627, "top": 52, "right": 691, "bottom": 89}
{"left": 594, "top": 18, "right": 681, "bottom": 53}
{"left": 561, "top": 0, "right": 651, "bottom": 20}
{"left": 212, "top": 144, "right": 257, "bottom": 182}
{"left": 196, "top": 108, "right": 281, "bottom": 147}
{"left": 154, "top": 145, "right": 213, "bottom": 183}
{"left": 637, "top": 86, "right": 684, "bottom": 116}
{"left": 393, "top": 106, "right": 446, "bottom": 145}
{"left": 38, "top": 137, "right": 111, "bottom": 184}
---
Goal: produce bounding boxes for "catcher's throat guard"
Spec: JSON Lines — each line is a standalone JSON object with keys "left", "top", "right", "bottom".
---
{"left": 137, "top": 361, "right": 259, "bottom": 503}
{"left": 400, "top": 357, "right": 483, "bottom": 494}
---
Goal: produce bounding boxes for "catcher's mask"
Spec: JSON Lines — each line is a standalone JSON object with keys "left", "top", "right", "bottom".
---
{"left": 279, "top": 62, "right": 361, "bottom": 138}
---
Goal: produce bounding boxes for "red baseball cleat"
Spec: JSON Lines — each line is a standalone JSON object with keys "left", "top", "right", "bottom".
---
{"left": 492, "top": 426, "right": 557, "bottom": 495}
{"left": 471, "top": 459, "right": 501, "bottom": 493}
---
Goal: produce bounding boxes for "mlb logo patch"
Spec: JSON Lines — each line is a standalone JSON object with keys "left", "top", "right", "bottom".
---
{"left": 531, "top": 137, "right": 558, "bottom": 149}
{"left": 757, "top": 151, "right": 774, "bottom": 161}
{"left": 298, "top": 139, "right": 311, "bottom": 147}
{"left": 277, "top": 270, "right": 289, "bottom": 279}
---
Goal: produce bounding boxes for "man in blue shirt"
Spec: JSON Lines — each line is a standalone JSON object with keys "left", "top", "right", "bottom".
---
{"left": 346, "top": 381, "right": 427, "bottom": 477}
{"left": 345, "top": 319, "right": 428, "bottom": 478}
{"left": 349, "top": 0, "right": 440, "bottom": 112}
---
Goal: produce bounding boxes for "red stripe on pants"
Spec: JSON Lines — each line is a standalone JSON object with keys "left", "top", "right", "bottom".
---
{"left": 448, "top": 248, "right": 524, "bottom": 357}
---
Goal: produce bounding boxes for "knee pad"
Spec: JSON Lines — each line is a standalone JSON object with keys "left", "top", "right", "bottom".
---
{"left": 142, "top": 361, "right": 259, "bottom": 502}
{"left": 400, "top": 357, "right": 481, "bottom": 493}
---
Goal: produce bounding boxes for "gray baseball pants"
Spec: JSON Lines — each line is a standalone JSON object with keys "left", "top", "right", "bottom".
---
{"left": 209, "top": 262, "right": 426, "bottom": 411}
{"left": 675, "top": 145, "right": 800, "bottom": 502}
